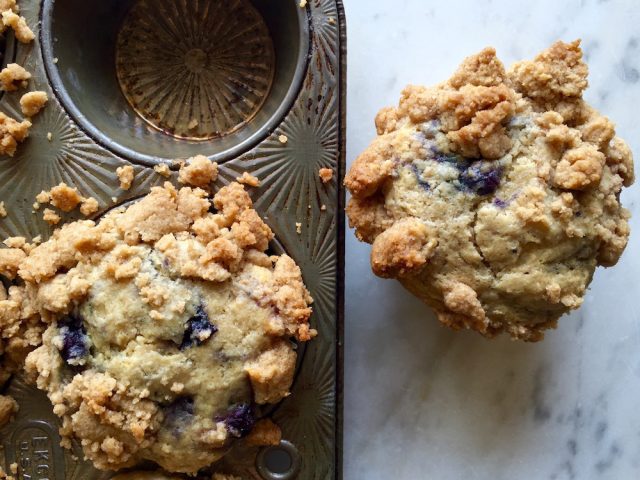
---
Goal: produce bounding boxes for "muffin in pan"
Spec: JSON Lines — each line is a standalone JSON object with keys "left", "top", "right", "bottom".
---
{"left": 345, "top": 40, "right": 634, "bottom": 341}
{"left": 0, "top": 181, "right": 314, "bottom": 474}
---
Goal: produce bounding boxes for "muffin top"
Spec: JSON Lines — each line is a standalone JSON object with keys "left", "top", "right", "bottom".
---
{"left": 345, "top": 40, "right": 634, "bottom": 341}
{"left": 0, "top": 181, "right": 314, "bottom": 473}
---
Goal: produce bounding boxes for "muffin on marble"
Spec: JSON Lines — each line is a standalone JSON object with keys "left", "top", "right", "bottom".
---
{"left": 345, "top": 40, "right": 633, "bottom": 341}
{"left": 0, "top": 181, "right": 315, "bottom": 474}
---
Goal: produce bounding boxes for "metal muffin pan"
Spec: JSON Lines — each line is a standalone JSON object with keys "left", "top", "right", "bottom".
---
{"left": 0, "top": 0, "right": 345, "bottom": 478}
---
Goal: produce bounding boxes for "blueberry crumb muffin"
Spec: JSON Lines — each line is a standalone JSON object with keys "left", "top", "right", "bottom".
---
{"left": 0, "top": 181, "right": 314, "bottom": 473}
{"left": 345, "top": 40, "right": 634, "bottom": 341}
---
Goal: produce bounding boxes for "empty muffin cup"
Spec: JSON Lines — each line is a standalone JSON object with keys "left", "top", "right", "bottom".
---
{"left": 41, "top": 0, "right": 309, "bottom": 165}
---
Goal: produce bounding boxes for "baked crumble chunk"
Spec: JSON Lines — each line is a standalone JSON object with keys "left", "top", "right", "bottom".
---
{"left": 4, "top": 182, "right": 315, "bottom": 474}
{"left": 345, "top": 40, "right": 633, "bottom": 341}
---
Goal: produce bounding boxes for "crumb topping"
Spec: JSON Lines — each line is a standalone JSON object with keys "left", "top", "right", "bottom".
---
{"left": 0, "top": 63, "right": 30, "bottom": 91}
{"left": 19, "top": 91, "right": 48, "bottom": 117}
{"left": 345, "top": 40, "right": 634, "bottom": 341}
{"left": 116, "top": 165, "right": 135, "bottom": 190}
{"left": 154, "top": 163, "right": 172, "bottom": 178}
{"left": 178, "top": 155, "right": 218, "bottom": 188}
{"left": 1, "top": 9, "right": 33, "bottom": 43}
{"left": 319, "top": 167, "right": 334, "bottom": 184}
{"left": 0, "top": 111, "right": 31, "bottom": 156}
{"left": 42, "top": 208, "right": 61, "bottom": 225}
{"left": 3, "top": 182, "right": 313, "bottom": 473}
{"left": 236, "top": 171, "right": 260, "bottom": 187}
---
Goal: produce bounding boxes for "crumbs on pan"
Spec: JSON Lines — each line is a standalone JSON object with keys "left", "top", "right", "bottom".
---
{"left": 116, "top": 165, "right": 135, "bottom": 190}
{"left": 42, "top": 208, "right": 60, "bottom": 225}
{"left": 236, "top": 171, "right": 260, "bottom": 187}
{"left": 0, "top": 201, "right": 6, "bottom": 218}
{"left": 48, "top": 183, "right": 82, "bottom": 212}
{"left": 0, "top": 63, "right": 30, "bottom": 91}
{"left": 154, "top": 163, "right": 172, "bottom": 178}
{"left": 319, "top": 167, "right": 334, "bottom": 184}
{"left": 0, "top": 112, "right": 31, "bottom": 157}
{"left": 20, "top": 91, "right": 48, "bottom": 117}
{"left": 80, "top": 197, "right": 99, "bottom": 216}
{"left": 278, "top": 134, "right": 288, "bottom": 144}
{"left": 178, "top": 155, "right": 218, "bottom": 188}
{"left": 295, "top": 222, "right": 302, "bottom": 234}
{"left": 36, "top": 183, "right": 100, "bottom": 220}
{"left": 1, "top": 9, "right": 34, "bottom": 43}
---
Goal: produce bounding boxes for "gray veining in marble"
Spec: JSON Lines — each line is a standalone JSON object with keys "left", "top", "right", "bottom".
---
{"left": 343, "top": 0, "right": 640, "bottom": 478}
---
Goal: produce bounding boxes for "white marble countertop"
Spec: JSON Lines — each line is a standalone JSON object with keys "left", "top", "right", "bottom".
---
{"left": 343, "top": 1, "right": 640, "bottom": 479}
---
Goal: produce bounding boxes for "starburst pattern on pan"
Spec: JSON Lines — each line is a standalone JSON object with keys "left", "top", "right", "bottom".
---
{"left": 116, "top": 0, "right": 275, "bottom": 140}
{"left": 0, "top": 96, "right": 163, "bottom": 240}
{"left": 309, "top": 0, "right": 340, "bottom": 78}
{"left": 274, "top": 341, "right": 336, "bottom": 480}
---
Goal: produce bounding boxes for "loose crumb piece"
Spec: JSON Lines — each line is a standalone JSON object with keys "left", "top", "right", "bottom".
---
{"left": 321, "top": 204, "right": 327, "bottom": 211}
{"left": 8, "top": 464, "right": 16, "bottom": 475}
{"left": 116, "top": 165, "right": 135, "bottom": 190}
{"left": 236, "top": 171, "right": 260, "bottom": 187}
{"left": 35, "top": 190, "right": 50, "bottom": 204}
{"left": 154, "top": 163, "right": 172, "bottom": 178}
{"left": 328, "top": 16, "right": 336, "bottom": 24}
{"left": 111, "top": 196, "right": 118, "bottom": 203}
{"left": 299, "top": 0, "right": 307, "bottom": 7}
{"left": 47, "top": 131, "right": 52, "bottom": 141}
{"left": 53, "top": 57, "right": 58, "bottom": 64}
{"left": 319, "top": 167, "right": 334, "bottom": 184}
{"left": 80, "top": 197, "right": 99, "bottom": 216}
{"left": 187, "top": 118, "right": 198, "bottom": 129}
{"left": 49, "top": 182, "right": 82, "bottom": 212}
{"left": 178, "top": 155, "right": 218, "bottom": 188}
{"left": 42, "top": 208, "right": 60, "bottom": 225}
{"left": 278, "top": 134, "right": 288, "bottom": 144}
{"left": 1, "top": 10, "right": 34, "bottom": 43}
{"left": 0, "top": 63, "right": 30, "bottom": 91}
{"left": 295, "top": 222, "right": 302, "bottom": 234}
{"left": 20, "top": 91, "right": 48, "bottom": 117}
{"left": 32, "top": 201, "right": 39, "bottom": 210}
{"left": 0, "top": 111, "right": 31, "bottom": 156}
{"left": 245, "top": 419, "right": 282, "bottom": 446}
{"left": 0, "top": 201, "right": 6, "bottom": 217}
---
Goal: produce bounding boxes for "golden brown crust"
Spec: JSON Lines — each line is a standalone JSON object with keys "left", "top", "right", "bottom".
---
{"left": 370, "top": 218, "right": 437, "bottom": 278}
{"left": 244, "top": 342, "right": 296, "bottom": 404}
{"left": 509, "top": 39, "right": 588, "bottom": 106}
